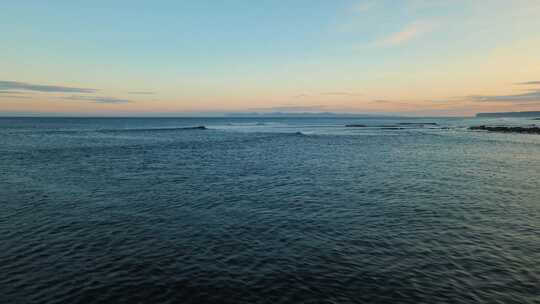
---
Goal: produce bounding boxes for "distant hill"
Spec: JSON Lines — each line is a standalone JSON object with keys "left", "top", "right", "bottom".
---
{"left": 476, "top": 111, "right": 540, "bottom": 118}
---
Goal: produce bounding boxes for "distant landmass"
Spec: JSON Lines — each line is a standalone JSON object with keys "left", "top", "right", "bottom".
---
{"left": 476, "top": 111, "right": 540, "bottom": 118}
{"left": 225, "top": 112, "right": 396, "bottom": 118}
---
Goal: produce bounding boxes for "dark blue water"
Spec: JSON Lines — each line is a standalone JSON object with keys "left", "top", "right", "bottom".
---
{"left": 1, "top": 117, "right": 539, "bottom": 303}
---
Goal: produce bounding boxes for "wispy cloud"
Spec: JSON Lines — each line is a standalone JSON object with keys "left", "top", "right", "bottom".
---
{"left": 0, "top": 80, "right": 96, "bottom": 93}
{"left": 375, "top": 21, "right": 435, "bottom": 47}
{"left": 515, "top": 81, "right": 540, "bottom": 85}
{"left": 294, "top": 92, "right": 362, "bottom": 98}
{"left": 0, "top": 90, "right": 32, "bottom": 99}
{"left": 468, "top": 90, "right": 540, "bottom": 103}
{"left": 321, "top": 92, "right": 362, "bottom": 97}
{"left": 63, "top": 95, "right": 132, "bottom": 104}
{"left": 0, "top": 94, "right": 32, "bottom": 99}
{"left": 0, "top": 90, "right": 27, "bottom": 95}
{"left": 128, "top": 91, "right": 155, "bottom": 95}
{"left": 353, "top": 1, "right": 374, "bottom": 13}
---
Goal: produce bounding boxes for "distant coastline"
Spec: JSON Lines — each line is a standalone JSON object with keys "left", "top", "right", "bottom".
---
{"left": 224, "top": 112, "right": 397, "bottom": 118}
{"left": 476, "top": 111, "right": 540, "bottom": 118}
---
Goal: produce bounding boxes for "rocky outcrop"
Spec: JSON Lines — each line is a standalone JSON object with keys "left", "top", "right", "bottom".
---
{"left": 469, "top": 125, "right": 540, "bottom": 134}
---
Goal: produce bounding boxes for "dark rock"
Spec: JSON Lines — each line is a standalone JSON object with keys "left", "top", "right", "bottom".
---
{"left": 469, "top": 125, "right": 540, "bottom": 134}
{"left": 345, "top": 124, "right": 367, "bottom": 127}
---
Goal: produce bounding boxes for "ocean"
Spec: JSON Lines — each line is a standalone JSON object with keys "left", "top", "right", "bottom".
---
{"left": 1, "top": 117, "right": 539, "bottom": 303}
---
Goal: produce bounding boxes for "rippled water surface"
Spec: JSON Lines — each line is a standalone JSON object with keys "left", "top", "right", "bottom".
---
{"left": 1, "top": 117, "right": 539, "bottom": 303}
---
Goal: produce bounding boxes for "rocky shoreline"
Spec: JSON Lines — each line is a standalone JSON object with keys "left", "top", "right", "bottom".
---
{"left": 469, "top": 125, "right": 540, "bottom": 134}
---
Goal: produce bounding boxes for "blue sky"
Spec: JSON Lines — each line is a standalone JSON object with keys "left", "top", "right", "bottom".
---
{"left": 1, "top": 1, "right": 540, "bottom": 116}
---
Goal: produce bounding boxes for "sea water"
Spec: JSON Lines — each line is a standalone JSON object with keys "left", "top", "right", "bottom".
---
{"left": 1, "top": 117, "right": 539, "bottom": 303}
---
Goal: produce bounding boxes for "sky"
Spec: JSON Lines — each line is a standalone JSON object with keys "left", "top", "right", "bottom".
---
{"left": 1, "top": 0, "right": 540, "bottom": 116}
